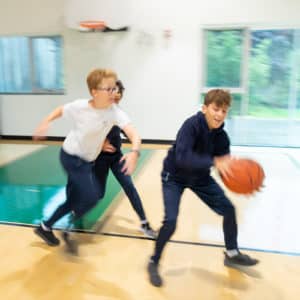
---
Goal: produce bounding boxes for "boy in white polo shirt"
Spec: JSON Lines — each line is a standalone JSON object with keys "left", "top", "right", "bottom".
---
{"left": 33, "top": 69, "right": 141, "bottom": 252}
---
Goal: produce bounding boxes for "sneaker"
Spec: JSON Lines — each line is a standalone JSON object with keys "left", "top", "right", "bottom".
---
{"left": 147, "top": 260, "right": 163, "bottom": 287}
{"left": 224, "top": 251, "right": 259, "bottom": 267}
{"left": 140, "top": 223, "right": 157, "bottom": 239}
{"left": 61, "top": 231, "right": 79, "bottom": 256}
{"left": 34, "top": 224, "right": 60, "bottom": 246}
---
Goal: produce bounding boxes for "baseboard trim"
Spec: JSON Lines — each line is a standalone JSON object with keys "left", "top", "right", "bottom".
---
{"left": 0, "top": 135, "right": 174, "bottom": 145}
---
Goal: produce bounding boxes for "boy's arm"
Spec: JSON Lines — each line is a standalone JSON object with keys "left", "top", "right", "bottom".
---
{"left": 119, "top": 123, "right": 141, "bottom": 175}
{"left": 100, "top": 127, "right": 122, "bottom": 153}
{"left": 122, "top": 123, "right": 141, "bottom": 152}
{"left": 102, "top": 139, "right": 117, "bottom": 153}
{"left": 175, "top": 121, "right": 232, "bottom": 177}
{"left": 33, "top": 106, "right": 63, "bottom": 140}
{"left": 175, "top": 121, "right": 214, "bottom": 170}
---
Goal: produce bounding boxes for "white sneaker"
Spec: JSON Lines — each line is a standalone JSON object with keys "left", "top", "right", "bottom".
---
{"left": 140, "top": 223, "right": 157, "bottom": 239}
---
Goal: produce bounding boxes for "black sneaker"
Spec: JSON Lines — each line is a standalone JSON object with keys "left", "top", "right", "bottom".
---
{"left": 61, "top": 231, "right": 79, "bottom": 256}
{"left": 140, "top": 223, "right": 157, "bottom": 239}
{"left": 147, "top": 260, "right": 163, "bottom": 287}
{"left": 224, "top": 251, "right": 259, "bottom": 267}
{"left": 34, "top": 224, "right": 60, "bottom": 246}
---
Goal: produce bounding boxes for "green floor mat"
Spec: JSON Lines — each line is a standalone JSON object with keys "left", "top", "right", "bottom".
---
{"left": 0, "top": 145, "right": 153, "bottom": 230}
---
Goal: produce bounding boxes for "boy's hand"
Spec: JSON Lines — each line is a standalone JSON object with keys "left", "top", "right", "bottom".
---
{"left": 33, "top": 121, "right": 49, "bottom": 140}
{"left": 114, "top": 93, "right": 122, "bottom": 104}
{"left": 214, "top": 155, "right": 234, "bottom": 180}
{"left": 102, "top": 139, "right": 116, "bottom": 153}
{"left": 120, "top": 151, "right": 139, "bottom": 175}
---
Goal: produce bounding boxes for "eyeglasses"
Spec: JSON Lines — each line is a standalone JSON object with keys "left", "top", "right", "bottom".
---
{"left": 97, "top": 87, "right": 119, "bottom": 94}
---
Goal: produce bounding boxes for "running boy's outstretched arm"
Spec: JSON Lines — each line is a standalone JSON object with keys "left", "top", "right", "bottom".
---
{"left": 120, "top": 123, "right": 141, "bottom": 175}
{"left": 33, "top": 106, "right": 63, "bottom": 140}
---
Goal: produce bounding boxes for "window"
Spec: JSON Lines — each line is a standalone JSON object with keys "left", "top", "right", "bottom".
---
{"left": 249, "top": 29, "right": 300, "bottom": 118}
{"left": 204, "top": 29, "right": 244, "bottom": 89}
{"left": 202, "top": 27, "right": 300, "bottom": 147}
{"left": 0, "top": 36, "right": 64, "bottom": 94}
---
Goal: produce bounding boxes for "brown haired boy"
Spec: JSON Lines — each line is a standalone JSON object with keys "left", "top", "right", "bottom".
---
{"left": 147, "top": 89, "right": 259, "bottom": 287}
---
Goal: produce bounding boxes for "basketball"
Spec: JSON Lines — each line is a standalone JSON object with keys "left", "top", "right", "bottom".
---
{"left": 220, "top": 158, "right": 265, "bottom": 194}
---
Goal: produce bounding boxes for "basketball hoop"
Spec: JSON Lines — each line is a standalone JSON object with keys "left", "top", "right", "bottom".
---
{"left": 78, "top": 20, "right": 129, "bottom": 33}
{"left": 65, "top": 0, "right": 132, "bottom": 30}
{"left": 79, "top": 20, "right": 106, "bottom": 31}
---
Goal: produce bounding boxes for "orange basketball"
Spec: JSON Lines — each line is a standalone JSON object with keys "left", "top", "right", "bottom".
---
{"left": 220, "top": 158, "right": 265, "bottom": 195}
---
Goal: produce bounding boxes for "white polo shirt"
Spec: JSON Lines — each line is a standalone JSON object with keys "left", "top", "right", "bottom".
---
{"left": 62, "top": 99, "right": 130, "bottom": 161}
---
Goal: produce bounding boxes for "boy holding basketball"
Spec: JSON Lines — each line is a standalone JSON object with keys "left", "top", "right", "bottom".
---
{"left": 33, "top": 68, "right": 141, "bottom": 253}
{"left": 147, "top": 89, "right": 259, "bottom": 287}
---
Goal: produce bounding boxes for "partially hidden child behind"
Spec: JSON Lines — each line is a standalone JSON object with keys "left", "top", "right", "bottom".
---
{"left": 33, "top": 68, "right": 141, "bottom": 253}
{"left": 95, "top": 79, "right": 156, "bottom": 238}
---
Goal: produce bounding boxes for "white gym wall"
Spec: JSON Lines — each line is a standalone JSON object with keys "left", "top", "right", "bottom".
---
{"left": 0, "top": 0, "right": 300, "bottom": 140}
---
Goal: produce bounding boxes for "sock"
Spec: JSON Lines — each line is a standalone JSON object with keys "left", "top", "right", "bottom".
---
{"left": 226, "top": 249, "right": 239, "bottom": 257}
{"left": 41, "top": 221, "right": 51, "bottom": 231}
{"left": 149, "top": 257, "right": 158, "bottom": 265}
{"left": 141, "top": 220, "right": 148, "bottom": 226}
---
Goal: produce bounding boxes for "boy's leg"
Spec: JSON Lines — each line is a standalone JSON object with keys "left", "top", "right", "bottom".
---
{"left": 34, "top": 186, "right": 73, "bottom": 246}
{"left": 94, "top": 154, "right": 110, "bottom": 192}
{"left": 36, "top": 149, "right": 104, "bottom": 252}
{"left": 111, "top": 158, "right": 146, "bottom": 220}
{"left": 43, "top": 182, "right": 74, "bottom": 228}
{"left": 110, "top": 158, "right": 156, "bottom": 238}
{"left": 61, "top": 163, "right": 105, "bottom": 255}
{"left": 191, "top": 178, "right": 238, "bottom": 249}
{"left": 148, "top": 173, "right": 184, "bottom": 287}
{"left": 58, "top": 212, "right": 77, "bottom": 254}
{"left": 190, "top": 177, "right": 258, "bottom": 266}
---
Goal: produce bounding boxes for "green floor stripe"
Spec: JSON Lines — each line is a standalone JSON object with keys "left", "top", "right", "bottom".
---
{"left": 0, "top": 146, "right": 153, "bottom": 230}
{"left": 0, "top": 147, "right": 66, "bottom": 185}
